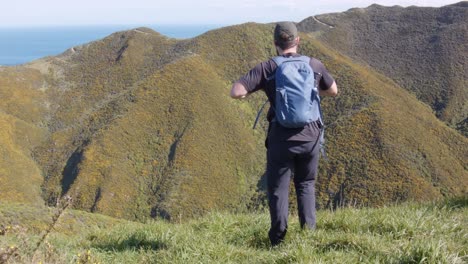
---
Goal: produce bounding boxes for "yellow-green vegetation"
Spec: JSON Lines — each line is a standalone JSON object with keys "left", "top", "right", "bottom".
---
{"left": 191, "top": 23, "right": 276, "bottom": 81}
{"left": 298, "top": 3, "right": 468, "bottom": 135}
{"left": 0, "top": 67, "right": 48, "bottom": 205}
{"left": 297, "top": 37, "right": 467, "bottom": 207}
{"left": 0, "top": 21, "right": 466, "bottom": 221}
{"left": 22, "top": 26, "right": 267, "bottom": 220}
{"left": 1, "top": 197, "right": 466, "bottom": 263}
{"left": 65, "top": 55, "right": 263, "bottom": 220}
{"left": 0, "top": 67, "right": 49, "bottom": 124}
{"left": 0, "top": 113, "right": 45, "bottom": 205}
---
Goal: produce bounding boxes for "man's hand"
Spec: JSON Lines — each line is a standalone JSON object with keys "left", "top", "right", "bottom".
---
{"left": 230, "top": 82, "right": 249, "bottom": 99}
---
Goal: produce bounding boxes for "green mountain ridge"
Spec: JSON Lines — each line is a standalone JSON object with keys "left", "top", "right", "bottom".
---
{"left": 298, "top": 2, "right": 468, "bottom": 136}
{"left": 0, "top": 10, "right": 466, "bottom": 222}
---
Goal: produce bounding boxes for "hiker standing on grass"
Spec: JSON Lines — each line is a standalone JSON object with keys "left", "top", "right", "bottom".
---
{"left": 230, "top": 22, "right": 338, "bottom": 246}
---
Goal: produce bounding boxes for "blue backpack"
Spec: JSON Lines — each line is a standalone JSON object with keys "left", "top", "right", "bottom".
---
{"left": 253, "top": 55, "right": 327, "bottom": 158}
{"left": 272, "top": 55, "right": 322, "bottom": 128}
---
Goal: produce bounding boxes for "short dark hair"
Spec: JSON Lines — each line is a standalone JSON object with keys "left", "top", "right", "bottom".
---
{"left": 274, "top": 22, "right": 298, "bottom": 49}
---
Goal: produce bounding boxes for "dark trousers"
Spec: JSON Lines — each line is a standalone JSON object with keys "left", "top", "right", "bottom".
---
{"left": 266, "top": 139, "right": 320, "bottom": 245}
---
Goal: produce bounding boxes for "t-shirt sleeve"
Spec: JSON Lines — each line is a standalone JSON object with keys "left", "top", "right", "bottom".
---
{"left": 311, "top": 58, "right": 335, "bottom": 91}
{"left": 236, "top": 62, "right": 269, "bottom": 93}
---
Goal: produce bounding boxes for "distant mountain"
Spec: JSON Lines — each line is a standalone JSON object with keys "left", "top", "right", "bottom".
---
{"left": 0, "top": 15, "right": 466, "bottom": 221}
{"left": 298, "top": 2, "right": 468, "bottom": 136}
{"left": 0, "top": 26, "right": 269, "bottom": 220}
{"left": 449, "top": 1, "right": 468, "bottom": 7}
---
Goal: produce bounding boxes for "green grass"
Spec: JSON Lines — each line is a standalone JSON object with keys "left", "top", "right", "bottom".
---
{"left": 1, "top": 197, "right": 466, "bottom": 263}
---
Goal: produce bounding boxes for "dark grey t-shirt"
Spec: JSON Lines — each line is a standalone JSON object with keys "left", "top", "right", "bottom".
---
{"left": 237, "top": 53, "right": 335, "bottom": 142}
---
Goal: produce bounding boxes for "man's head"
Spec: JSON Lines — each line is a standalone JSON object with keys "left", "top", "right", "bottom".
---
{"left": 274, "top": 22, "right": 299, "bottom": 50}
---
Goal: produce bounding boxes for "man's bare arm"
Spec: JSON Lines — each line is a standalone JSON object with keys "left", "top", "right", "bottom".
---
{"left": 230, "top": 82, "right": 249, "bottom": 99}
{"left": 319, "top": 81, "right": 338, "bottom": 97}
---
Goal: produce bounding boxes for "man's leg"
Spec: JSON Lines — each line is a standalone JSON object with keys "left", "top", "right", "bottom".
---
{"left": 266, "top": 140, "right": 293, "bottom": 246}
{"left": 293, "top": 140, "right": 320, "bottom": 230}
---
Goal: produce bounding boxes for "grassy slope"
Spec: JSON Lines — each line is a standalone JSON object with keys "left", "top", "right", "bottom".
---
{"left": 0, "top": 198, "right": 466, "bottom": 263}
{"left": 298, "top": 4, "right": 468, "bottom": 135}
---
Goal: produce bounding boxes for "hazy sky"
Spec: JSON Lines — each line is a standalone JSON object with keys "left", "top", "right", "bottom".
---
{"left": 1, "top": 0, "right": 461, "bottom": 27}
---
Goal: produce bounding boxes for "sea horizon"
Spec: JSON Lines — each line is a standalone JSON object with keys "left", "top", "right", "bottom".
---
{"left": 0, "top": 24, "right": 226, "bottom": 66}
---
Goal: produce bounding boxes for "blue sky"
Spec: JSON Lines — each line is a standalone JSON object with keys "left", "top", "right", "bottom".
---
{"left": 1, "top": 0, "right": 461, "bottom": 27}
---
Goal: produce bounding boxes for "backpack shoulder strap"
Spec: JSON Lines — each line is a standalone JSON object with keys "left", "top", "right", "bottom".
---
{"left": 272, "top": 56, "right": 286, "bottom": 66}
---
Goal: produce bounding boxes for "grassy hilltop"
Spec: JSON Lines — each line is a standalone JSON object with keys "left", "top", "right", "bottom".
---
{"left": 0, "top": 198, "right": 466, "bottom": 263}
{"left": 0, "top": 5, "right": 467, "bottom": 222}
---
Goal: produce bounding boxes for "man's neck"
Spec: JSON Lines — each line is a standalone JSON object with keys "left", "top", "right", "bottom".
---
{"left": 279, "top": 47, "right": 298, "bottom": 56}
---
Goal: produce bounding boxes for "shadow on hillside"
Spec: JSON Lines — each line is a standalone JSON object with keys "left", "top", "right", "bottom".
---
{"left": 91, "top": 234, "right": 167, "bottom": 252}
{"left": 61, "top": 148, "right": 84, "bottom": 195}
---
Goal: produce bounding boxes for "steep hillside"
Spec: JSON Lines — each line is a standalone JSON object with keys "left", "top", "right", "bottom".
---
{"left": 0, "top": 21, "right": 466, "bottom": 221}
{"left": 298, "top": 3, "right": 468, "bottom": 136}
{"left": 0, "top": 67, "right": 48, "bottom": 205}
{"left": 60, "top": 55, "right": 263, "bottom": 220}
{"left": 18, "top": 27, "right": 265, "bottom": 220}
{"left": 297, "top": 37, "right": 467, "bottom": 207}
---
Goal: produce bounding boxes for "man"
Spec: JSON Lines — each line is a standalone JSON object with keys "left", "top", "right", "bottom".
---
{"left": 230, "top": 22, "right": 338, "bottom": 246}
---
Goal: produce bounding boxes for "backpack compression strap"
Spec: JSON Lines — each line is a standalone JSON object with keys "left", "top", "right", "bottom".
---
{"left": 271, "top": 55, "right": 310, "bottom": 67}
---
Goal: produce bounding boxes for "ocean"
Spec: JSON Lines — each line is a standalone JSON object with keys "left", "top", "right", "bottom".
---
{"left": 0, "top": 25, "right": 222, "bottom": 66}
